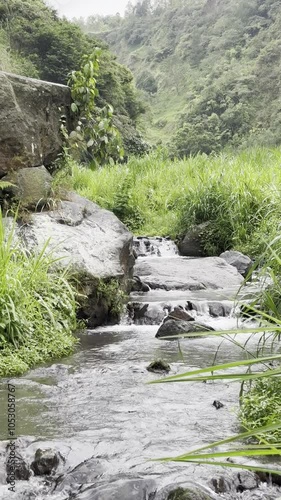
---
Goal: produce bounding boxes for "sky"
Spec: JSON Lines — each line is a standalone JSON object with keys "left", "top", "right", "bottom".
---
{"left": 46, "top": 0, "right": 130, "bottom": 18}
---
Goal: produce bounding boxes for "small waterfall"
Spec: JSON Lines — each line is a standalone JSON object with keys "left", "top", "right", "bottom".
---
{"left": 133, "top": 236, "right": 179, "bottom": 258}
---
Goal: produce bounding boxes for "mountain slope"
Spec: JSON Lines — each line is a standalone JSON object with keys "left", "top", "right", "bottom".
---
{"left": 79, "top": 0, "right": 281, "bottom": 154}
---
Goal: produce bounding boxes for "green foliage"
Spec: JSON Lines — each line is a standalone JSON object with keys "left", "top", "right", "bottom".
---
{"left": 240, "top": 378, "right": 281, "bottom": 444}
{"left": 96, "top": 278, "right": 126, "bottom": 317}
{"left": 65, "top": 50, "right": 124, "bottom": 167}
{"left": 86, "top": 0, "right": 281, "bottom": 151}
{"left": 0, "top": 211, "right": 78, "bottom": 377}
{"left": 65, "top": 147, "right": 281, "bottom": 259}
{"left": 0, "top": 0, "right": 147, "bottom": 156}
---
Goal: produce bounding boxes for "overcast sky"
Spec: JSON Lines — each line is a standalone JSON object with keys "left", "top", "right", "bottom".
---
{"left": 46, "top": 0, "right": 129, "bottom": 18}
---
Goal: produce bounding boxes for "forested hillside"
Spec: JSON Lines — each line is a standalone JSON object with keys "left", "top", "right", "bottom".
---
{"left": 0, "top": 0, "right": 147, "bottom": 155}
{"left": 77, "top": 0, "right": 281, "bottom": 155}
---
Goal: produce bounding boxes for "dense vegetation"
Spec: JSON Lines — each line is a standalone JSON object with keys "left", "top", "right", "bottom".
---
{"left": 78, "top": 0, "right": 281, "bottom": 155}
{"left": 0, "top": 213, "right": 78, "bottom": 377}
{"left": 0, "top": 0, "right": 147, "bottom": 155}
{"left": 63, "top": 147, "right": 281, "bottom": 258}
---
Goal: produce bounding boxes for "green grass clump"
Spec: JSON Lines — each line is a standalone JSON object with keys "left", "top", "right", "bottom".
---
{"left": 64, "top": 147, "right": 281, "bottom": 258}
{"left": 239, "top": 378, "right": 281, "bottom": 444}
{"left": 0, "top": 213, "right": 78, "bottom": 378}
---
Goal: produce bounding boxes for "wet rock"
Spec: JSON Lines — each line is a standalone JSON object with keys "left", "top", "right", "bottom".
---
{"left": 6, "top": 452, "right": 31, "bottom": 481}
{"left": 0, "top": 71, "right": 71, "bottom": 176}
{"left": 210, "top": 475, "right": 233, "bottom": 494}
{"left": 178, "top": 222, "right": 211, "bottom": 257}
{"left": 257, "top": 470, "right": 281, "bottom": 487}
{"left": 2, "top": 166, "right": 52, "bottom": 208}
{"left": 135, "top": 256, "right": 243, "bottom": 291}
{"left": 31, "top": 448, "right": 60, "bottom": 476}
{"left": 156, "top": 483, "right": 215, "bottom": 500}
{"left": 74, "top": 477, "right": 158, "bottom": 500}
{"left": 127, "top": 302, "right": 166, "bottom": 325}
{"left": 219, "top": 250, "right": 253, "bottom": 278}
{"left": 163, "top": 306, "right": 194, "bottom": 323}
{"left": 13, "top": 192, "right": 135, "bottom": 327}
{"left": 208, "top": 301, "right": 232, "bottom": 317}
{"left": 212, "top": 400, "right": 224, "bottom": 409}
{"left": 146, "top": 359, "right": 171, "bottom": 373}
{"left": 54, "top": 458, "right": 104, "bottom": 493}
{"left": 156, "top": 319, "right": 214, "bottom": 338}
{"left": 131, "top": 276, "right": 150, "bottom": 292}
{"left": 236, "top": 470, "right": 260, "bottom": 492}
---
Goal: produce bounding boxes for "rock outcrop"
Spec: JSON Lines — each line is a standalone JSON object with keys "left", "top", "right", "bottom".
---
{"left": 134, "top": 256, "right": 243, "bottom": 291}
{"left": 15, "top": 192, "right": 135, "bottom": 327}
{"left": 0, "top": 71, "right": 71, "bottom": 176}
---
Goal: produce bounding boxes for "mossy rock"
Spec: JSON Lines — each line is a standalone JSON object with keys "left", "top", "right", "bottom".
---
{"left": 2, "top": 166, "right": 52, "bottom": 208}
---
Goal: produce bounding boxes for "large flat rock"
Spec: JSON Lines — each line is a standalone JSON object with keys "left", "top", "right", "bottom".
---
{"left": 134, "top": 256, "right": 244, "bottom": 291}
{"left": 0, "top": 71, "right": 71, "bottom": 176}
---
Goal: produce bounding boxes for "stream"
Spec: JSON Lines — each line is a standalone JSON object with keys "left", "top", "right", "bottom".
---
{"left": 0, "top": 237, "right": 281, "bottom": 499}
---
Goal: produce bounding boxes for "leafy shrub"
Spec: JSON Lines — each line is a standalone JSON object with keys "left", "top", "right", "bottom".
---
{"left": 0, "top": 212, "right": 78, "bottom": 377}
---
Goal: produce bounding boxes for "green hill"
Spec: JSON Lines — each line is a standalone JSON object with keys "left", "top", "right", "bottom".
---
{"left": 79, "top": 0, "right": 281, "bottom": 155}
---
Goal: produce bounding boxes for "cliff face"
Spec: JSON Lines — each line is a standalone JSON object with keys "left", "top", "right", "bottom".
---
{"left": 0, "top": 71, "right": 71, "bottom": 176}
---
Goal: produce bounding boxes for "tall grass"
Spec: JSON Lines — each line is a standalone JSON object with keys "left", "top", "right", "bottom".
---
{"left": 64, "top": 147, "right": 281, "bottom": 257}
{"left": 0, "top": 212, "right": 78, "bottom": 377}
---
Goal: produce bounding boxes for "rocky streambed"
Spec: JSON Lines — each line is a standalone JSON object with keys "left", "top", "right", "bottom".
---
{"left": 0, "top": 237, "right": 280, "bottom": 499}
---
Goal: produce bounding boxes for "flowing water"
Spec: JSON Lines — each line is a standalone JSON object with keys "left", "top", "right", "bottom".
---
{"left": 0, "top": 238, "right": 280, "bottom": 499}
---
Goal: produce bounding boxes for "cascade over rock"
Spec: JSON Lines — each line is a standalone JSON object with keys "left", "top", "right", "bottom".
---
{"left": 0, "top": 71, "right": 71, "bottom": 176}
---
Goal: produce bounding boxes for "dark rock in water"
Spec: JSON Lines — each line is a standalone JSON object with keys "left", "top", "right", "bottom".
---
{"left": 6, "top": 452, "right": 31, "bottom": 481}
{"left": 256, "top": 470, "right": 281, "bottom": 486}
{"left": 236, "top": 470, "right": 260, "bottom": 492}
{"left": 155, "top": 484, "right": 215, "bottom": 500}
{"left": 146, "top": 359, "right": 171, "bottom": 373}
{"left": 156, "top": 319, "right": 214, "bottom": 339}
{"left": 210, "top": 471, "right": 260, "bottom": 494}
{"left": 208, "top": 301, "right": 232, "bottom": 318}
{"left": 210, "top": 475, "right": 232, "bottom": 494}
{"left": 31, "top": 448, "right": 60, "bottom": 476}
{"left": 127, "top": 302, "right": 166, "bottom": 325}
{"left": 178, "top": 222, "right": 211, "bottom": 257}
{"left": 73, "top": 477, "right": 158, "bottom": 500}
{"left": 163, "top": 306, "right": 194, "bottom": 323}
{"left": 131, "top": 276, "right": 150, "bottom": 292}
{"left": 219, "top": 250, "right": 253, "bottom": 278}
{"left": 213, "top": 400, "right": 224, "bottom": 409}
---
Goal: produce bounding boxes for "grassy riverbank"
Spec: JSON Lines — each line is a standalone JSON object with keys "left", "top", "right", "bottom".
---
{"left": 65, "top": 147, "right": 281, "bottom": 258}
{"left": 0, "top": 214, "right": 78, "bottom": 377}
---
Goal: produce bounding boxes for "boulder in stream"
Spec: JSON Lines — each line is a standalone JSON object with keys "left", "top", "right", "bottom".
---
{"left": 30, "top": 448, "right": 61, "bottom": 476}
{"left": 178, "top": 222, "right": 211, "bottom": 257}
{"left": 156, "top": 319, "right": 214, "bottom": 338}
{"left": 135, "top": 256, "right": 243, "bottom": 291}
{"left": 219, "top": 250, "right": 253, "bottom": 278}
{"left": 14, "top": 192, "right": 135, "bottom": 327}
